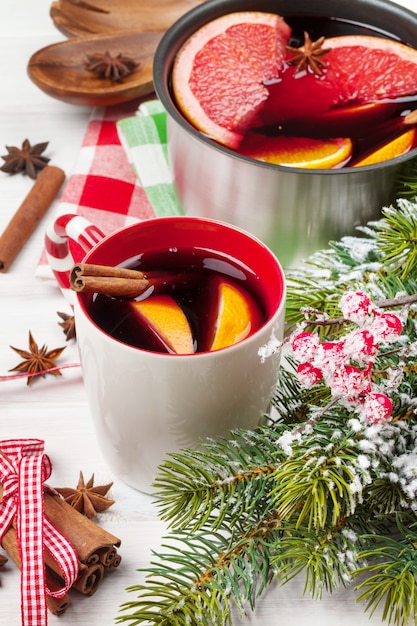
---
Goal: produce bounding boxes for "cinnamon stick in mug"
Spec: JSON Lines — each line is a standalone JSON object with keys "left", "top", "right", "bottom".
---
{"left": 71, "top": 263, "right": 150, "bottom": 297}
{"left": 0, "top": 165, "right": 65, "bottom": 272}
{"left": 72, "top": 274, "right": 151, "bottom": 297}
{"left": 72, "top": 263, "right": 146, "bottom": 280}
{"left": 70, "top": 262, "right": 203, "bottom": 298}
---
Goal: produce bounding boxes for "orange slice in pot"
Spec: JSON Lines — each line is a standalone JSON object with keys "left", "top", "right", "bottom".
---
{"left": 239, "top": 134, "right": 353, "bottom": 169}
{"left": 353, "top": 127, "right": 417, "bottom": 167}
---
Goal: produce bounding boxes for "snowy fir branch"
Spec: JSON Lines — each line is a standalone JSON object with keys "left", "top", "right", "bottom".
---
{"left": 117, "top": 191, "right": 417, "bottom": 626}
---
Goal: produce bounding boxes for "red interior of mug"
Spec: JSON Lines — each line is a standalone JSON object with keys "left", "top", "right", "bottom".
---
{"left": 77, "top": 216, "right": 285, "bottom": 322}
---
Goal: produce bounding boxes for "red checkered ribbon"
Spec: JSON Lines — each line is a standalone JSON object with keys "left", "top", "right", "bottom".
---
{"left": 0, "top": 439, "right": 79, "bottom": 626}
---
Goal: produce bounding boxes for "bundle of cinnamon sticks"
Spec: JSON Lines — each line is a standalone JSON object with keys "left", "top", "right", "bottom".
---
{"left": 0, "top": 486, "right": 122, "bottom": 616}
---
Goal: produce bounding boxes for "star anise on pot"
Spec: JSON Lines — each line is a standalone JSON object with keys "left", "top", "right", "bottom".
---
{"left": 286, "top": 32, "right": 331, "bottom": 75}
{"left": 84, "top": 51, "right": 139, "bottom": 81}
{"left": 0, "top": 139, "right": 50, "bottom": 179}
{"left": 9, "top": 331, "right": 66, "bottom": 385}
{"left": 57, "top": 311, "right": 76, "bottom": 341}
{"left": 56, "top": 472, "right": 115, "bottom": 519}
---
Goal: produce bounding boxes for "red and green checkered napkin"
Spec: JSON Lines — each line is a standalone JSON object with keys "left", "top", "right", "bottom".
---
{"left": 37, "top": 99, "right": 182, "bottom": 280}
{"left": 117, "top": 99, "right": 184, "bottom": 217}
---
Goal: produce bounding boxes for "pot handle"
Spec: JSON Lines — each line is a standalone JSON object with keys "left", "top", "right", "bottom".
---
{"left": 45, "top": 214, "right": 105, "bottom": 303}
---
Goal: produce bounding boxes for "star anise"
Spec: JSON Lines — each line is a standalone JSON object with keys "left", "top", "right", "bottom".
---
{"left": 9, "top": 331, "right": 66, "bottom": 385}
{"left": 56, "top": 472, "right": 115, "bottom": 519}
{"left": 0, "top": 139, "right": 50, "bottom": 179}
{"left": 57, "top": 311, "right": 76, "bottom": 341}
{"left": 0, "top": 554, "right": 7, "bottom": 568}
{"left": 286, "top": 32, "right": 331, "bottom": 76}
{"left": 84, "top": 51, "right": 139, "bottom": 82}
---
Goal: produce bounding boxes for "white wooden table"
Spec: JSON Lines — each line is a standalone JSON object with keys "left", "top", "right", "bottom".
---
{"left": 1, "top": 1, "right": 416, "bottom": 624}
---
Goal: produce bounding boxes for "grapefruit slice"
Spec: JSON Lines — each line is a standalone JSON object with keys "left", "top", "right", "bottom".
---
{"left": 128, "top": 294, "right": 194, "bottom": 354}
{"left": 200, "top": 276, "right": 264, "bottom": 352}
{"left": 239, "top": 134, "right": 352, "bottom": 168}
{"left": 262, "top": 35, "right": 417, "bottom": 125}
{"left": 172, "top": 12, "right": 291, "bottom": 149}
{"left": 322, "top": 36, "right": 417, "bottom": 103}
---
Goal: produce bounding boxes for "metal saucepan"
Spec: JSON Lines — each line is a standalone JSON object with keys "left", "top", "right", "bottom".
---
{"left": 153, "top": 0, "right": 417, "bottom": 267}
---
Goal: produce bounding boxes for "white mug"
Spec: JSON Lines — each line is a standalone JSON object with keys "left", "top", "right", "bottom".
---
{"left": 45, "top": 215, "right": 286, "bottom": 493}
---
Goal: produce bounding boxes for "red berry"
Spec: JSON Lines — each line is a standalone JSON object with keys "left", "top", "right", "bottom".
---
{"left": 292, "top": 331, "right": 320, "bottom": 361}
{"left": 339, "top": 291, "right": 372, "bottom": 324}
{"left": 322, "top": 341, "right": 345, "bottom": 358}
{"left": 331, "top": 365, "right": 371, "bottom": 397}
{"left": 318, "top": 341, "right": 346, "bottom": 374}
{"left": 362, "top": 392, "right": 393, "bottom": 423}
{"left": 343, "top": 329, "right": 377, "bottom": 363}
{"left": 371, "top": 312, "right": 402, "bottom": 342}
{"left": 296, "top": 362, "right": 323, "bottom": 387}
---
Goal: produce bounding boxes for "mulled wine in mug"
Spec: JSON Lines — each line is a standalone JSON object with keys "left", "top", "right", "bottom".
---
{"left": 45, "top": 215, "right": 286, "bottom": 493}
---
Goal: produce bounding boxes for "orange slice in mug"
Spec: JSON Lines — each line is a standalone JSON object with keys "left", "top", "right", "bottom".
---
{"left": 129, "top": 294, "right": 194, "bottom": 354}
{"left": 200, "top": 276, "right": 264, "bottom": 351}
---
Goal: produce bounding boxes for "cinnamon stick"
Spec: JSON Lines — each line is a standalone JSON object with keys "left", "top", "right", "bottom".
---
{"left": 2, "top": 526, "right": 72, "bottom": 616}
{"left": 99, "top": 544, "right": 118, "bottom": 567}
{"left": 42, "top": 494, "right": 119, "bottom": 597}
{"left": 72, "top": 263, "right": 146, "bottom": 280}
{"left": 70, "top": 262, "right": 203, "bottom": 298}
{"left": 71, "top": 562, "right": 104, "bottom": 596}
{"left": 106, "top": 552, "right": 122, "bottom": 570}
{"left": 43, "top": 491, "right": 121, "bottom": 566}
{"left": 0, "top": 165, "right": 65, "bottom": 272}
{"left": 0, "top": 483, "right": 120, "bottom": 565}
{"left": 72, "top": 274, "right": 151, "bottom": 297}
{"left": 46, "top": 570, "right": 73, "bottom": 616}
